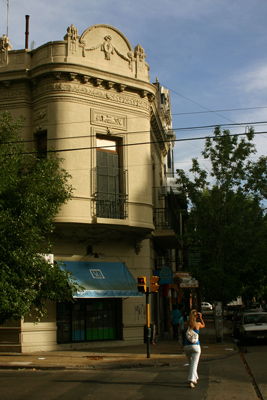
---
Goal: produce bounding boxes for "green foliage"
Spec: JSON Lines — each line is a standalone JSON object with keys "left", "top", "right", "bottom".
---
{"left": 176, "top": 127, "right": 267, "bottom": 304}
{"left": 0, "top": 111, "right": 81, "bottom": 324}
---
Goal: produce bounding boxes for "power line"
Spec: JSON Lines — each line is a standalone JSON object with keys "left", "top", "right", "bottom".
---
{"left": 166, "top": 87, "right": 236, "bottom": 124}
{"left": 173, "top": 121, "right": 267, "bottom": 133}
{"left": 6, "top": 130, "right": 267, "bottom": 156}
{"left": 2, "top": 120, "right": 267, "bottom": 147}
{"left": 172, "top": 106, "right": 267, "bottom": 117}
{"left": 9, "top": 103, "right": 267, "bottom": 132}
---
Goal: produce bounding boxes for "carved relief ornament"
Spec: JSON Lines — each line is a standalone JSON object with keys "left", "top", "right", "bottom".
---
{"left": 33, "top": 108, "right": 47, "bottom": 121}
{"left": 0, "top": 88, "right": 31, "bottom": 99}
{"left": 33, "top": 83, "right": 150, "bottom": 110}
{"left": 134, "top": 44, "right": 146, "bottom": 72}
{"left": 0, "top": 34, "right": 12, "bottom": 64}
{"left": 91, "top": 109, "right": 127, "bottom": 131}
{"left": 83, "top": 34, "right": 134, "bottom": 69}
{"left": 64, "top": 24, "right": 80, "bottom": 54}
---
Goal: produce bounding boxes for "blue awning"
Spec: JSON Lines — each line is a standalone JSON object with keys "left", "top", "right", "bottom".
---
{"left": 57, "top": 261, "right": 142, "bottom": 298}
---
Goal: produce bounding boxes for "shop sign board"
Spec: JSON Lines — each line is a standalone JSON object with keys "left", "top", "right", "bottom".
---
{"left": 153, "top": 266, "right": 173, "bottom": 284}
{"left": 174, "top": 271, "right": 199, "bottom": 288}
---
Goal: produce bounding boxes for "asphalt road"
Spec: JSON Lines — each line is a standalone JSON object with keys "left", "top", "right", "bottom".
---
{"left": 239, "top": 343, "right": 267, "bottom": 400}
{"left": 0, "top": 347, "right": 265, "bottom": 400}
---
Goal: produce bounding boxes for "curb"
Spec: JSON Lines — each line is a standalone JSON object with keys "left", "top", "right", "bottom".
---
{"left": 0, "top": 329, "right": 237, "bottom": 371}
{"left": 0, "top": 350, "right": 239, "bottom": 371}
{"left": 0, "top": 364, "right": 67, "bottom": 371}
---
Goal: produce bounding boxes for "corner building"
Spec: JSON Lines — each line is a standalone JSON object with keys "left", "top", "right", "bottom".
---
{"left": 0, "top": 24, "right": 180, "bottom": 352}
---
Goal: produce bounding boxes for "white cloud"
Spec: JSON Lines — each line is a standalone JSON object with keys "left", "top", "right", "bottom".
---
{"left": 237, "top": 63, "right": 267, "bottom": 93}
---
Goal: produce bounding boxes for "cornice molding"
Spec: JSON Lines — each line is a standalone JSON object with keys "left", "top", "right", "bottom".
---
{"left": 32, "top": 80, "right": 150, "bottom": 111}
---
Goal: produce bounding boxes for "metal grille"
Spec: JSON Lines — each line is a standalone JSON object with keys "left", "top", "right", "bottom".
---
{"left": 91, "top": 167, "right": 128, "bottom": 219}
{"left": 96, "top": 192, "right": 127, "bottom": 219}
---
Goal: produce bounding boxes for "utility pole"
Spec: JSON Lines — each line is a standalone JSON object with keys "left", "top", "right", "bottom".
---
{"left": 7, "top": 0, "right": 9, "bottom": 37}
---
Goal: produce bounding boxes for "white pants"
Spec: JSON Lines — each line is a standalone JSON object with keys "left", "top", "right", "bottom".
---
{"left": 184, "top": 344, "right": 201, "bottom": 383}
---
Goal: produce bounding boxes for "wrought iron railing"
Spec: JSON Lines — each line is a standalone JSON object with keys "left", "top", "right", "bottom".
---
{"left": 153, "top": 208, "right": 173, "bottom": 230}
{"left": 95, "top": 192, "right": 128, "bottom": 219}
{"left": 153, "top": 188, "right": 181, "bottom": 234}
{"left": 91, "top": 167, "right": 128, "bottom": 219}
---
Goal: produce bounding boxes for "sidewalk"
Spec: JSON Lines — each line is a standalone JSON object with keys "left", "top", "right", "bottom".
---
{"left": 0, "top": 318, "right": 237, "bottom": 370}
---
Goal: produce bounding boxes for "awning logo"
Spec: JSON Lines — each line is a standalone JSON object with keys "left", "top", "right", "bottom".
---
{"left": 89, "top": 269, "right": 105, "bottom": 279}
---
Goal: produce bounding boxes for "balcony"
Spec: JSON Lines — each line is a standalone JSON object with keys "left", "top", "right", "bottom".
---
{"left": 94, "top": 192, "right": 128, "bottom": 219}
{"left": 152, "top": 189, "right": 183, "bottom": 250}
{"left": 91, "top": 167, "right": 128, "bottom": 220}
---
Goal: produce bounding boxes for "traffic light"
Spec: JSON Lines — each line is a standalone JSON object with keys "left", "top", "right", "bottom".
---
{"left": 137, "top": 276, "right": 147, "bottom": 293}
{"left": 150, "top": 276, "right": 160, "bottom": 292}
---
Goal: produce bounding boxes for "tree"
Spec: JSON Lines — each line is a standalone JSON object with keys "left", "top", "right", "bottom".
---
{"left": 0, "top": 111, "right": 81, "bottom": 324}
{"left": 176, "top": 126, "right": 267, "bottom": 305}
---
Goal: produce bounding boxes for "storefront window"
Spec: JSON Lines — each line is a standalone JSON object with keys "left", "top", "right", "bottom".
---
{"left": 57, "top": 298, "right": 122, "bottom": 343}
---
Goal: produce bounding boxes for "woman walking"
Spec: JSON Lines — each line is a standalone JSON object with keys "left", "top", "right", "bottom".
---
{"left": 184, "top": 309, "right": 205, "bottom": 388}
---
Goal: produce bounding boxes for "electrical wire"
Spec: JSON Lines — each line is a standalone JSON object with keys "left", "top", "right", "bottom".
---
{"left": 3, "top": 104, "right": 267, "bottom": 132}
{"left": 172, "top": 106, "right": 267, "bottom": 116}
{"left": 4, "top": 129, "right": 267, "bottom": 156}
{"left": 2, "top": 120, "right": 267, "bottom": 146}
{"left": 166, "top": 87, "right": 236, "bottom": 124}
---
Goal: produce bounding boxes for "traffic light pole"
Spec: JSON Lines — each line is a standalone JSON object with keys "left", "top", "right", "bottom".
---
{"left": 146, "top": 288, "right": 151, "bottom": 359}
{"left": 137, "top": 276, "right": 159, "bottom": 359}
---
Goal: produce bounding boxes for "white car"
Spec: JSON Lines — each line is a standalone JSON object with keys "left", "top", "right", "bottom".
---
{"left": 239, "top": 312, "right": 267, "bottom": 343}
{"left": 201, "top": 302, "right": 213, "bottom": 311}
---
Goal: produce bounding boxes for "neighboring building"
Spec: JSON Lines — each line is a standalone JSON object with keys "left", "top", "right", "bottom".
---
{"left": 0, "top": 24, "right": 182, "bottom": 352}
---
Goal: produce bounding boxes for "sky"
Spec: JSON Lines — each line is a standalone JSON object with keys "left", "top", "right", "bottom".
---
{"left": 1, "top": 0, "right": 267, "bottom": 177}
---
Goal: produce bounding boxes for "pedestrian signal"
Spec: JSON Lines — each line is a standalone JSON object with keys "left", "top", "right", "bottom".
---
{"left": 150, "top": 276, "right": 160, "bottom": 292}
{"left": 137, "top": 276, "right": 147, "bottom": 293}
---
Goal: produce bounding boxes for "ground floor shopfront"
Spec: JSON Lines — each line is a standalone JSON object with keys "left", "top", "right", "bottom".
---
{"left": 0, "top": 256, "right": 193, "bottom": 352}
{"left": 55, "top": 261, "right": 142, "bottom": 347}
{"left": 0, "top": 261, "right": 147, "bottom": 353}
{"left": 57, "top": 298, "right": 123, "bottom": 344}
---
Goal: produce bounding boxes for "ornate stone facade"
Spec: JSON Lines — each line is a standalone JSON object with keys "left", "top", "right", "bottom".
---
{"left": 0, "top": 24, "right": 176, "bottom": 353}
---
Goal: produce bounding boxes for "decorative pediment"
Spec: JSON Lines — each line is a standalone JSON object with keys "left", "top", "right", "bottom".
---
{"left": 62, "top": 24, "right": 150, "bottom": 81}
{"left": 82, "top": 32, "right": 133, "bottom": 68}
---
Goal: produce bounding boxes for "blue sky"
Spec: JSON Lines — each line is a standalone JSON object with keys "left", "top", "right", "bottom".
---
{"left": 1, "top": 0, "right": 267, "bottom": 175}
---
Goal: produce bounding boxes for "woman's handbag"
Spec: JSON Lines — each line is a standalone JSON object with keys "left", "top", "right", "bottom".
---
{"left": 186, "top": 328, "right": 199, "bottom": 344}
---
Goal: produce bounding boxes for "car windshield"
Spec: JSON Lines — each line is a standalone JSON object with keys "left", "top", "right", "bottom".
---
{"left": 244, "top": 314, "right": 267, "bottom": 325}
{"left": 236, "top": 308, "right": 254, "bottom": 320}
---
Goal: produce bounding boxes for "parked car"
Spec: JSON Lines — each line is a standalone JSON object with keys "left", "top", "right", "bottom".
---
{"left": 232, "top": 308, "right": 254, "bottom": 339}
{"left": 239, "top": 312, "right": 267, "bottom": 344}
{"left": 201, "top": 302, "right": 213, "bottom": 311}
{"left": 224, "top": 305, "right": 243, "bottom": 320}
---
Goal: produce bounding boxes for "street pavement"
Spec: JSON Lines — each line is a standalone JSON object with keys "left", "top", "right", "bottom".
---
{"left": 1, "top": 318, "right": 263, "bottom": 399}
{"left": 0, "top": 318, "right": 238, "bottom": 370}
